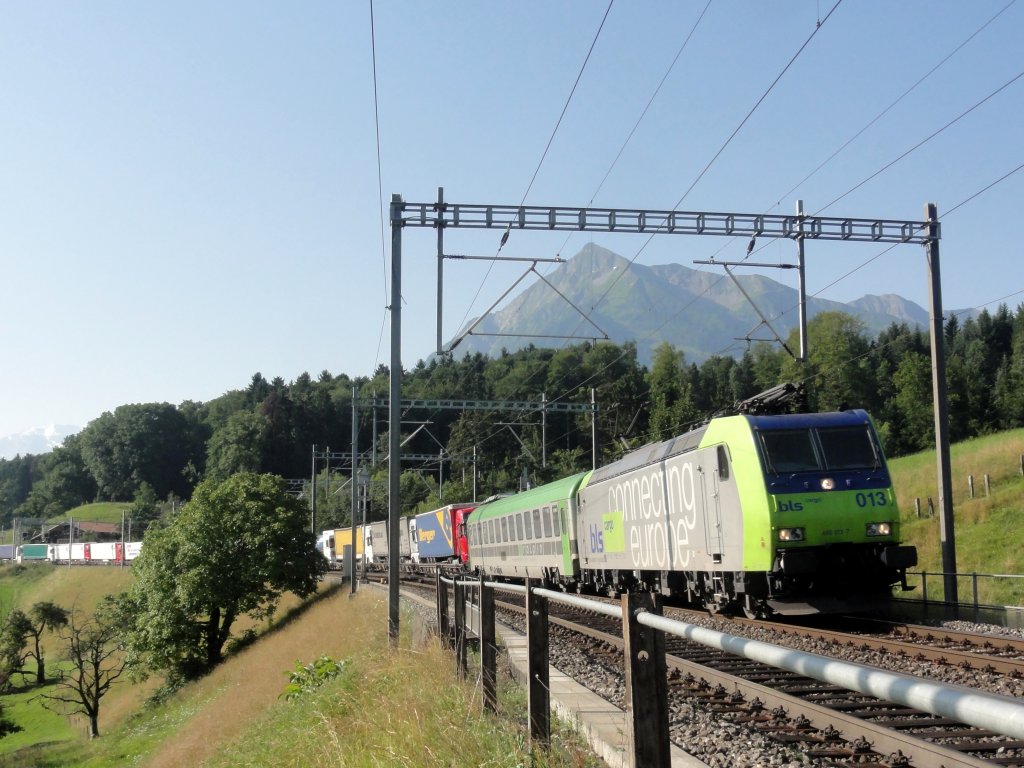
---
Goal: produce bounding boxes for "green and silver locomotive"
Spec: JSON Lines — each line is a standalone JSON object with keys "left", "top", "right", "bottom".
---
{"left": 467, "top": 408, "right": 916, "bottom": 617}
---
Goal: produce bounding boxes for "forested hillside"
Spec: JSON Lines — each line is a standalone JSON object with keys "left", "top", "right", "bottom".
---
{"left": 2, "top": 305, "right": 1023, "bottom": 536}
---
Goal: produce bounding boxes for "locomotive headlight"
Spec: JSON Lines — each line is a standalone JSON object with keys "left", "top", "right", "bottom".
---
{"left": 865, "top": 522, "right": 893, "bottom": 537}
{"left": 778, "top": 527, "right": 805, "bottom": 542}
{"left": 820, "top": 477, "right": 835, "bottom": 490}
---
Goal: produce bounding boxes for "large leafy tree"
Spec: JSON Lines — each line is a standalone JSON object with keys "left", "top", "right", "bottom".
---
{"left": 780, "top": 312, "right": 875, "bottom": 412}
{"left": 15, "top": 435, "right": 97, "bottom": 519}
{"left": 0, "top": 454, "right": 42, "bottom": 524}
{"left": 123, "top": 473, "right": 325, "bottom": 681}
{"left": 79, "top": 403, "right": 202, "bottom": 501}
{"left": 204, "top": 411, "right": 271, "bottom": 483}
{"left": 647, "top": 342, "right": 697, "bottom": 441}
{"left": 892, "top": 352, "right": 934, "bottom": 453}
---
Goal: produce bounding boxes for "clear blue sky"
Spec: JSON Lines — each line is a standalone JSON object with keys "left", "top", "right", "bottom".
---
{"left": 2, "top": 1, "right": 1022, "bottom": 437}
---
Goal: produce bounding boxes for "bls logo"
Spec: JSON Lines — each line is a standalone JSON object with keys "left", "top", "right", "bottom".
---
{"left": 778, "top": 501, "right": 804, "bottom": 512}
{"left": 589, "top": 524, "right": 604, "bottom": 553}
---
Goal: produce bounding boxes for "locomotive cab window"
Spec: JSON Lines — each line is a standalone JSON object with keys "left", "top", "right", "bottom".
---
{"left": 817, "top": 426, "right": 879, "bottom": 470}
{"left": 716, "top": 444, "right": 730, "bottom": 480}
{"left": 759, "top": 430, "right": 820, "bottom": 473}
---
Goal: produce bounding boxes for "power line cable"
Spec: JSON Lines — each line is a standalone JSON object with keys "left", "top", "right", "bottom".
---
{"left": 370, "top": 0, "right": 391, "bottom": 374}
{"left": 516, "top": 1, "right": 615, "bottom": 212}
{"left": 678, "top": 0, "right": 843, "bottom": 209}
{"left": 466, "top": 3, "right": 844, "bottom": 458}
{"left": 544, "top": 0, "right": 713, "bottom": 301}
{"left": 706, "top": 160, "right": 1024, "bottom": 358}
{"left": 571, "top": 1, "right": 843, "bottom": 340}
{"left": 814, "top": 68, "right": 1024, "bottom": 215}
{"left": 568, "top": 1, "right": 712, "bottom": 226}
{"left": 450, "top": 1, "right": 616, "bottom": 347}
{"left": 695, "top": 2, "right": 1017, "bottom": 268}
{"left": 438, "top": 2, "right": 830, "bottom": 438}
{"left": 773, "top": 0, "right": 1017, "bottom": 211}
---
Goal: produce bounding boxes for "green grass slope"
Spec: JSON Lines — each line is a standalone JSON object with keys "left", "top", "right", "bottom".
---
{"left": 891, "top": 428, "right": 1024, "bottom": 606}
{"left": 46, "top": 503, "right": 131, "bottom": 526}
{"left": 2, "top": 583, "right": 598, "bottom": 768}
{"left": 0, "top": 564, "right": 138, "bottom": 761}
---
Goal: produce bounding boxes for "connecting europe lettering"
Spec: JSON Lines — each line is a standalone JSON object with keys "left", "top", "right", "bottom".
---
{"left": 586, "top": 455, "right": 708, "bottom": 570}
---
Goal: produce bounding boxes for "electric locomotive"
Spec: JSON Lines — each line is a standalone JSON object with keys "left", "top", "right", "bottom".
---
{"left": 466, "top": 407, "right": 916, "bottom": 617}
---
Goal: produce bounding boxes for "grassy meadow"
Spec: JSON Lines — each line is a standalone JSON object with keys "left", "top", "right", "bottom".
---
{"left": 890, "top": 428, "right": 1024, "bottom": 606}
{"left": 49, "top": 503, "right": 132, "bottom": 526}
{"left": 0, "top": 568, "right": 599, "bottom": 768}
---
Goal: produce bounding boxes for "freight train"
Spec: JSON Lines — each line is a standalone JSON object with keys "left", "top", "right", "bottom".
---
{"left": 466, "top": 407, "right": 917, "bottom": 617}
{"left": 0, "top": 541, "right": 143, "bottom": 564}
{"left": 318, "top": 503, "right": 477, "bottom": 569}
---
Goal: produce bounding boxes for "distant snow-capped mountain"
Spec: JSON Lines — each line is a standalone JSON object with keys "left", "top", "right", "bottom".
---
{"left": 0, "top": 425, "right": 79, "bottom": 461}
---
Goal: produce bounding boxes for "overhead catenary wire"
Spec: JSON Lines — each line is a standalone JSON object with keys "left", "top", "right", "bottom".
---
{"left": 814, "top": 67, "right": 1024, "bottom": 215}
{"left": 443, "top": 2, "right": 716, "bottom": 433}
{"left": 402, "top": 3, "right": 617, "bottom": 452}
{"left": 446, "top": 0, "right": 845, "bottom": 463}
{"left": 705, "top": 160, "right": 1024, "bottom": 361}
{"left": 565, "top": 1, "right": 843, "bottom": 347}
{"left": 696, "top": 1, "right": 1017, "bottom": 268}
{"left": 450, "top": 0, "right": 615, "bottom": 343}
{"left": 549, "top": 0, "right": 714, "bottom": 264}
{"left": 378, "top": 9, "right": 1024, "bottom": 479}
{"left": 370, "top": 0, "right": 391, "bottom": 374}
{"left": 773, "top": 0, "right": 1017, "bottom": 211}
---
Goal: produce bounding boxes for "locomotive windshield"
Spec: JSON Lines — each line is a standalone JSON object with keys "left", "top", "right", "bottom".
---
{"left": 759, "top": 425, "right": 880, "bottom": 474}
{"left": 759, "top": 430, "right": 819, "bottom": 473}
{"left": 817, "top": 426, "right": 879, "bottom": 470}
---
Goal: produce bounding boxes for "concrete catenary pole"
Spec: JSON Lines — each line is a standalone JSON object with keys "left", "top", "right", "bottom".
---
{"left": 389, "top": 194, "right": 403, "bottom": 644}
{"left": 310, "top": 444, "right": 317, "bottom": 535}
{"left": 925, "top": 203, "right": 957, "bottom": 604}
{"left": 796, "top": 199, "right": 808, "bottom": 361}
{"left": 350, "top": 386, "right": 359, "bottom": 595}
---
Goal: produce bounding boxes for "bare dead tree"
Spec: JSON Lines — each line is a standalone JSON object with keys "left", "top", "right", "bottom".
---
{"left": 35, "top": 602, "right": 127, "bottom": 739}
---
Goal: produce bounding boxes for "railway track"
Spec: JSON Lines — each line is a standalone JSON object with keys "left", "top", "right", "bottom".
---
{"left": 487, "top": 592, "right": 1024, "bottom": 768}
{"left": 367, "top": 571, "right": 1024, "bottom": 766}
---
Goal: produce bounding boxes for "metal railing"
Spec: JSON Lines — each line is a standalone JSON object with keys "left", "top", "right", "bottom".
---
{"left": 903, "top": 570, "right": 1024, "bottom": 626}
{"left": 436, "top": 576, "right": 1024, "bottom": 768}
